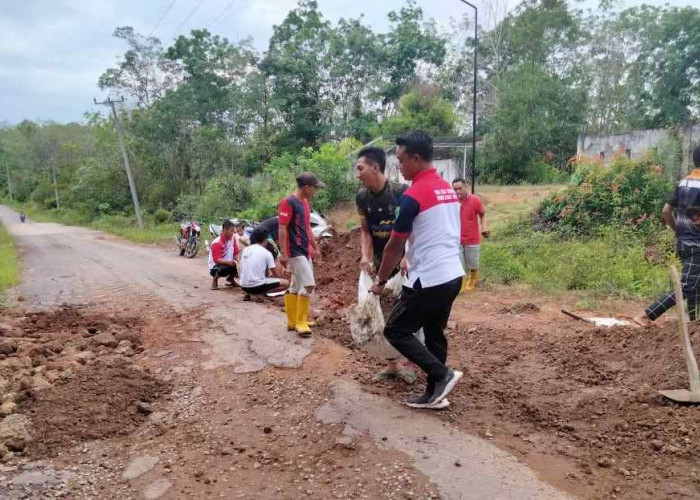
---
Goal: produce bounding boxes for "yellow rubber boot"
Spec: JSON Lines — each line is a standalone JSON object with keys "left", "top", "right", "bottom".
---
{"left": 460, "top": 275, "right": 469, "bottom": 294}
{"left": 284, "top": 294, "right": 298, "bottom": 331}
{"left": 295, "top": 295, "right": 312, "bottom": 337}
{"left": 466, "top": 270, "right": 478, "bottom": 291}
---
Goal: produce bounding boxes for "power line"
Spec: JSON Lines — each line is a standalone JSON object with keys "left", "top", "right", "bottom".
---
{"left": 206, "top": 0, "right": 236, "bottom": 31}
{"left": 171, "top": 0, "right": 207, "bottom": 40}
{"left": 148, "top": 0, "right": 177, "bottom": 37}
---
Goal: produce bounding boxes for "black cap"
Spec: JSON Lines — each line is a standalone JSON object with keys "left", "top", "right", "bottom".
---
{"left": 296, "top": 171, "right": 326, "bottom": 188}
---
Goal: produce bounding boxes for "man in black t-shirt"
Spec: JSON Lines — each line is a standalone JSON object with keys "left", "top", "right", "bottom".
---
{"left": 635, "top": 145, "right": 700, "bottom": 326}
{"left": 356, "top": 150, "right": 408, "bottom": 275}
{"left": 355, "top": 146, "right": 414, "bottom": 383}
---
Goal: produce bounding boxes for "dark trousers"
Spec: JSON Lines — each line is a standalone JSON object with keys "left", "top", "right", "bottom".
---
{"left": 384, "top": 276, "right": 462, "bottom": 391}
{"left": 646, "top": 243, "right": 700, "bottom": 321}
{"left": 210, "top": 265, "right": 236, "bottom": 278}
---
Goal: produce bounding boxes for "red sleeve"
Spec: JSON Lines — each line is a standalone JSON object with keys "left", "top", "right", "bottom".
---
{"left": 211, "top": 240, "right": 224, "bottom": 263}
{"left": 477, "top": 197, "right": 485, "bottom": 216}
{"left": 279, "top": 198, "right": 292, "bottom": 225}
{"left": 305, "top": 201, "right": 313, "bottom": 239}
{"left": 233, "top": 238, "right": 239, "bottom": 257}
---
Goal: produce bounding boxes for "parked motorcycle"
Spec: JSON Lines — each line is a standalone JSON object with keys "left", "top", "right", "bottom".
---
{"left": 205, "top": 218, "right": 257, "bottom": 252}
{"left": 204, "top": 213, "right": 333, "bottom": 253}
{"left": 176, "top": 219, "right": 202, "bottom": 258}
{"left": 310, "top": 211, "right": 334, "bottom": 240}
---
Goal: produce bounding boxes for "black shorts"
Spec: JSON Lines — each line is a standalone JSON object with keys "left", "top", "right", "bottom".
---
{"left": 242, "top": 280, "right": 281, "bottom": 295}
{"left": 210, "top": 265, "right": 236, "bottom": 278}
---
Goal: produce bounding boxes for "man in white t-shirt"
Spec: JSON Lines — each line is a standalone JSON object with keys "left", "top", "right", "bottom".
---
{"left": 240, "top": 227, "right": 289, "bottom": 300}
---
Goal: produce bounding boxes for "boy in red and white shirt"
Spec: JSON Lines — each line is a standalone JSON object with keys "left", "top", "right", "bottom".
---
{"left": 208, "top": 219, "right": 240, "bottom": 290}
{"left": 452, "top": 178, "right": 489, "bottom": 292}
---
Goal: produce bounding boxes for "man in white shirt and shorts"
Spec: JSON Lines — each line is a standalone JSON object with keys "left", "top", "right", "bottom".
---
{"left": 240, "top": 228, "right": 289, "bottom": 301}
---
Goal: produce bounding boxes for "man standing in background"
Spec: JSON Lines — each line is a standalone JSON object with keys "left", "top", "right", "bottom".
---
{"left": 279, "top": 172, "right": 324, "bottom": 337}
{"left": 452, "top": 178, "right": 489, "bottom": 292}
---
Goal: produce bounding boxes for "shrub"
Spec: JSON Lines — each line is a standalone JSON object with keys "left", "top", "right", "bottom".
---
{"left": 535, "top": 154, "right": 671, "bottom": 237}
{"left": 153, "top": 208, "right": 172, "bottom": 224}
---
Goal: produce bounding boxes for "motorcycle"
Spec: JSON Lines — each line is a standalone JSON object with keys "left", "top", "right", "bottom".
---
{"left": 205, "top": 218, "right": 255, "bottom": 253}
{"left": 204, "top": 213, "right": 333, "bottom": 252}
{"left": 310, "top": 211, "right": 334, "bottom": 241}
{"left": 176, "top": 219, "right": 202, "bottom": 258}
{"left": 19, "top": 212, "right": 26, "bottom": 223}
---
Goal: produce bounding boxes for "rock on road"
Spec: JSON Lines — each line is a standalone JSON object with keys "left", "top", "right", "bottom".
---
{"left": 0, "top": 205, "right": 570, "bottom": 499}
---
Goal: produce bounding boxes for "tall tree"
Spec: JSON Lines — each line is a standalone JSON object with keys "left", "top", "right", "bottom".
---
{"left": 98, "top": 27, "right": 181, "bottom": 107}
{"left": 264, "top": 0, "right": 333, "bottom": 149}
{"left": 379, "top": 2, "right": 447, "bottom": 110}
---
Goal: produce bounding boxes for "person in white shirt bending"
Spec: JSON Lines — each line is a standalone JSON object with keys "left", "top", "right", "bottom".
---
{"left": 240, "top": 227, "right": 290, "bottom": 301}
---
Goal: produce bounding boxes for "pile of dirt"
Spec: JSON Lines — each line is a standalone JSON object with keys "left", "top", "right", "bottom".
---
{"left": 315, "top": 228, "right": 362, "bottom": 313}
{"left": 25, "top": 358, "right": 166, "bottom": 457}
{"left": 313, "top": 231, "right": 700, "bottom": 497}
{"left": 0, "top": 305, "right": 168, "bottom": 459}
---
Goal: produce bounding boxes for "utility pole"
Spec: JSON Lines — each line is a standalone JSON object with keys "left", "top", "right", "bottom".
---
{"left": 94, "top": 96, "right": 143, "bottom": 229}
{"left": 49, "top": 147, "right": 60, "bottom": 209}
{"left": 458, "top": 0, "right": 478, "bottom": 194}
{"left": 4, "top": 158, "right": 11, "bottom": 202}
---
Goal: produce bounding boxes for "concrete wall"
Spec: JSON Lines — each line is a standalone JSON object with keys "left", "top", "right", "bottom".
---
{"left": 577, "top": 124, "right": 700, "bottom": 175}
{"left": 384, "top": 155, "right": 464, "bottom": 184}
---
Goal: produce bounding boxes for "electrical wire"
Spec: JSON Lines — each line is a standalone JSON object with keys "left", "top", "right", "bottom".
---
{"left": 206, "top": 0, "right": 236, "bottom": 31}
{"left": 170, "top": 0, "right": 207, "bottom": 40}
{"left": 148, "top": 0, "right": 178, "bottom": 37}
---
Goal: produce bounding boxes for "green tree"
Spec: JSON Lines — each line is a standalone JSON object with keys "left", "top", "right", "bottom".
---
{"left": 98, "top": 27, "right": 181, "bottom": 108}
{"left": 482, "top": 65, "right": 586, "bottom": 183}
{"left": 382, "top": 87, "right": 457, "bottom": 137}
{"left": 379, "top": 2, "right": 447, "bottom": 109}
{"left": 263, "top": 0, "right": 333, "bottom": 150}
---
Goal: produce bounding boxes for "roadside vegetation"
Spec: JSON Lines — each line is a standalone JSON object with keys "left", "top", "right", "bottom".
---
{"left": 482, "top": 154, "right": 675, "bottom": 299}
{"left": 0, "top": 222, "right": 19, "bottom": 297}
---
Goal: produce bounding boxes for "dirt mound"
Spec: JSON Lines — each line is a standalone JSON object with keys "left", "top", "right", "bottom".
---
{"left": 312, "top": 231, "right": 700, "bottom": 497}
{"left": 24, "top": 357, "right": 167, "bottom": 457}
{"left": 316, "top": 229, "right": 362, "bottom": 313}
{"left": 498, "top": 302, "right": 541, "bottom": 315}
{"left": 0, "top": 305, "right": 168, "bottom": 460}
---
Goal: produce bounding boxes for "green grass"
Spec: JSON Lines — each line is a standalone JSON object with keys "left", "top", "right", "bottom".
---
{"left": 482, "top": 220, "right": 675, "bottom": 300}
{"left": 0, "top": 222, "right": 19, "bottom": 295}
{"left": 5, "top": 202, "right": 175, "bottom": 245}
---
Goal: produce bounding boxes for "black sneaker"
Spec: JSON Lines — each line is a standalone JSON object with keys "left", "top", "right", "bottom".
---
{"left": 406, "top": 392, "right": 451, "bottom": 410}
{"left": 428, "top": 369, "right": 463, "bottom": 405}
{"left": 406, "top": 390, "right": 432, "bottom": 409}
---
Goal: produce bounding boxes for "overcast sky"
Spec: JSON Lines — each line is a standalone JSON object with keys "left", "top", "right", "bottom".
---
{"left": 0, "top": 0, "right": 695, "bottom": 125}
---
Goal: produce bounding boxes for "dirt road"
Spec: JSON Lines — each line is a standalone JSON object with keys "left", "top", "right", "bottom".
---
{"left": 0, "top": 205, "right": 568, "bottom": 499}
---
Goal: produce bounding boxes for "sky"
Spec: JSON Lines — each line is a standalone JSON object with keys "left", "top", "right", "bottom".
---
{"left": 0, "top": 0, "right": 696, "bottom": 125}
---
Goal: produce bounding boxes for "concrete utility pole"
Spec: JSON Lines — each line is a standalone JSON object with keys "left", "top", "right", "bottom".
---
{"left": 94, "top": 97, "right": 143, "bottom": 229}
{"left": 458, "top": 0, "right": 478, "bottom": 194}
{"left": 49, "top": 148, "right": 60, "bottom": 209}
{"left": 4, "top": 158, "right": 12, "bottom": 202}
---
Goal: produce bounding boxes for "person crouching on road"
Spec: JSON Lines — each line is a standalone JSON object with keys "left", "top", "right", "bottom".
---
{"left": 233, "top": 220, "right": 250, "bottom": 250}
{"left": 370, "top": 131, "right": 464, "bottom": 410}
{"left": 634, "top": 145, "right": 700, "bottom": 326}
{"left": 452, "top": 178, "right": 489, "bottom": 292}
{"left": 208, "top": 219, "right": 240, "bottom": 290}
{"left": 240, "top": 228, "right": 290, "bottom": 301}
{"left": 355, "top": 146, "right": 417, "bottom": 384}
{"left": 253, "top": 216, "right": 282, "bottom": 265}
{"left": 279, "top": 172, "right": 324, "bottom": 338}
